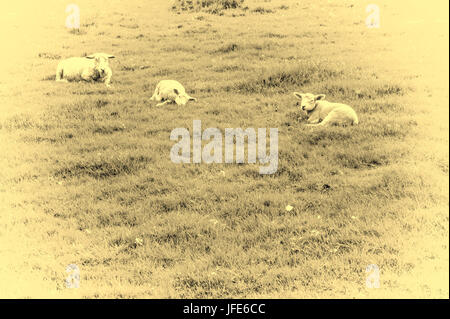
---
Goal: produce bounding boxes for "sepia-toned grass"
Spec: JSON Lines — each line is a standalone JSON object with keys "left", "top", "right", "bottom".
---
{"left": 0, "top": 0, "right": 448, "bottom": 298}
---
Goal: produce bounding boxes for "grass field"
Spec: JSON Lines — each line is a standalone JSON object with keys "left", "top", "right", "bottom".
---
{"left": 0, "top": 0, "right": 448, "bottom": 298}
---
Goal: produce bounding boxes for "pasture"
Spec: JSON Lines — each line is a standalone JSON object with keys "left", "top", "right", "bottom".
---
{"left": 0, "top": 0, "right": 448, "bottom": 298}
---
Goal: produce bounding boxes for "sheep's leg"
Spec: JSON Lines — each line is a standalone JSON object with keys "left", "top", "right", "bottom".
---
{"left": 310, "top": 114, "right": 336, "bottom": 127}
{"left": 81, "top": 69, "right": 94, "bottom": 82}
{"left": 156, "top": 100, "right": 172, "bottom": 107}
{"left": 305, "top": 117, "right": 327, "bottom": 127}
{"left": 55, "top": 65, "right": 67, "bottom": 82}
{"left": 306, "top": 118, "right": 321, "bottom": 125}
{"left": 103, "top": 68, "right": 112, "bottom": 87}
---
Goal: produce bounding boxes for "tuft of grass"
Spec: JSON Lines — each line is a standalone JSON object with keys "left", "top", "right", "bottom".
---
{"left": 214, "top": 43, "right": 240, "bottom": 53}
{"left": 3, "top": 114, "right": 37, "bottom": 130}
{"left": 97, "top": 211, "right": 139, "bottom": 228}
{"left": 323, "top": 83, "right": 407, "bottom": 100}
{"left": 68, "top": 28, "right": 86, "bottom": 35}
{"left": 302, "top": 129, "right": 354, "bottom": 146}
{"left": 234, "top": 65, "right": 344, "bottom": 93}
{"left": 92, "top": 124, "right": 125, "bottom": 135}
{"left": 38, "top": 52, "right": 61, "bottom": 60}
{"left": 119, "top": 24, "right": 139, "bottom": 29}
{"left": 333, "top": 148, "right": 391, "bottom": 169}
{"left": 54, "top": 155, "right": 152, "bottom": 179}
{"left": 94, "top": 99, "right": 109, "bottom": 108}
{"left": 263, "top": 32, "right": 287, "bottom": 39}
{"left": 212, "top": 64, "right": 243, "bottom": 72}
{"left": 173, "top": 0, "right": 245, "bottom": 14}
{"left": 251, "top": 7, "right": 275, "bottom": 14}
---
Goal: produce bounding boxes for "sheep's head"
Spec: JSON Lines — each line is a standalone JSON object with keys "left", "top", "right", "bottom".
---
{"left": 86, "top": 53, "right": 114, "bottom": 77}
{"left": 173, "top": 88, "right": 197, "bottom": 106}
{"left": 293, "top": 92, "right": 325, "bottom": 112}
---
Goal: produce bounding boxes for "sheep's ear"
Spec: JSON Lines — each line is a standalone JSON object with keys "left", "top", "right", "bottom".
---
{"left": 315, "top": 94, "right": 326, "bottom": 101}
{"left": 86, "top": 55, "right": 96, "bottom": 59}
{"left": 189, "top": 97, "right": 197, "bottom": 102}
{"left": 173, "top": 88, "right": 179, "bottom": 95}
{"left": 107, "top": 55, "right": 115, "bottom": 59}
{"left": 293, "top": 92, "right": 303, "bottom": 99}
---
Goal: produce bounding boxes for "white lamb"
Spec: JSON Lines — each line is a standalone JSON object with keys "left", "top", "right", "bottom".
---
{"left": 55, "top": 53, "right": 115, "bottom": 87}
{"left": 293, "top": 92, "right": 359, "bottom": 126}
{"left": 150, "top": 80, "right": 197, "bottom": 106}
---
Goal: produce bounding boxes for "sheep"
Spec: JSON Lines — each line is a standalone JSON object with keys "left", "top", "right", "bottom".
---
{"left": 55, "top": 53, "right": 115, "bottom": 87}
{"left": 293, "top": 92, "right": 359, "bottom": 126}
{"left": 150, "top": 80, "right": 197, "bottom": 106}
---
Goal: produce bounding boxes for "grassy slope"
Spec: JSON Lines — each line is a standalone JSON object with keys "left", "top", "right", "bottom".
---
{"left": 0, "top": 0, "right": 448, "bottom": 298}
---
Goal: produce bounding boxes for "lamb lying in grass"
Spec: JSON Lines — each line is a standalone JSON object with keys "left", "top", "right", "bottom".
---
{"left": 56, "top": 53, "right": 115, "bottom": 87}
{"left": 150, "top": 80, "right": 197, "bottom": 106}
{"left": 293, "top": 92, "right": 359, "bottom": 126}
